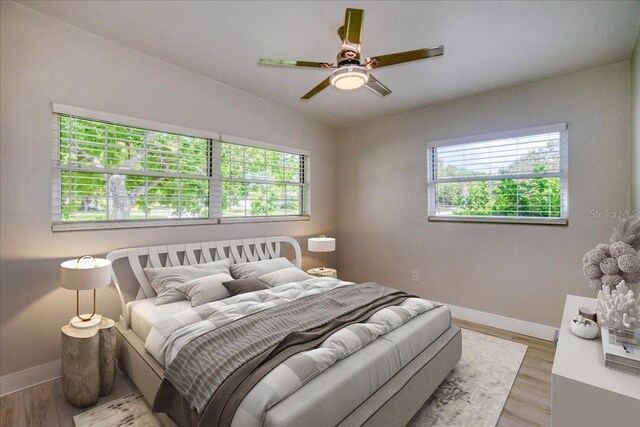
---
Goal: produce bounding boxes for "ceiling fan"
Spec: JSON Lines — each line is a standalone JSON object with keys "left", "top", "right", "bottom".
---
{"left": 259, "top": 8, "right": 444, "bottom": 100}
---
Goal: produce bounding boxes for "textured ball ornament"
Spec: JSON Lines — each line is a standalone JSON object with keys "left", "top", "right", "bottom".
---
{"left": 589, "top": 278, "right": 603, "bottom": 291}
{"left": 609, "top": 241, "right": 636, "bottom": 258}
{"left": 623, "top": 271, "right": 640, "bottom": 284}
{"left": 596, "top": 243, "right": 611, "bottom": 256}
{"left": 602, "top": 274, "right": 624, "bottom": 288}
{"left": 583, "top": 262, "right": 603, "bottom": 279}
{"left": 600, "top": 257, "right": 620, "bottom": 275}
{"left": 586, "top": 249, "right": 607, "bottom": 265}
{"left": 617, "top": 254, "right": 640, "bottom": 274}
{"left": 583, "top": 253, "right": 590, "bottom": 264}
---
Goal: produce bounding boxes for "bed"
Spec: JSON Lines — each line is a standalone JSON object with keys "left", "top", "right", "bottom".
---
{"left": 107, "top": 236, "right": 461, "bottom": 427}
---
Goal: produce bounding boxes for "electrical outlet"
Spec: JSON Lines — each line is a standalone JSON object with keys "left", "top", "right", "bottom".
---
{"left": 412, "top": 270, "right": 419, "bottom": 282}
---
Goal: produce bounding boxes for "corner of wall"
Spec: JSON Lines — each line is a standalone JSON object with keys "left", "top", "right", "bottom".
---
{"left": 632, "top": 29, "right": 640, "bottom": 214}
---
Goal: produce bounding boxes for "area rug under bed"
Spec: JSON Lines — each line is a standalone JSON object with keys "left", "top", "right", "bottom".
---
{"left": 74, "top": 328, "right": 527, "bottom": 427}
{"left": 73, "top": 392, "right": 162, "bottom": 426}
{"left": 408, "top": 328, "right": 528, "bottom": 427}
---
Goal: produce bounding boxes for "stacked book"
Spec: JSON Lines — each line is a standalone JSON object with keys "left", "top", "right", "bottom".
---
{"left": 601, "top": 327, "right": 640, "bottom": 376}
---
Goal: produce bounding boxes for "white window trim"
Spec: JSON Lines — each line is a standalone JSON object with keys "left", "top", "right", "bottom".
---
{"left": 52, "top": 103, "right": 220, "bottom": 141}
{"left": 221, "top": 134, "right": 310, "bottom": 157}
{"left": 51, "top": 103, "right": 311, "bottom": 231}
{"left": 51, "top": 103, "right": 311, "bottom": 157}
{"left": 427, "top": 122, "right": 568, "bottom": 225}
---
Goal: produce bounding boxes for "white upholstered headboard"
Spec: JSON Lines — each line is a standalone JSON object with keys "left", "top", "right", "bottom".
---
{"left": 106, "top": 236, "right": 302, "bottom": 325}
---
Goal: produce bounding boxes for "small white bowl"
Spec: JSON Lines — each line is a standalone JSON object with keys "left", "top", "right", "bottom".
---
{"left": 570, "top": 317, "right": 600, "bottom": 339}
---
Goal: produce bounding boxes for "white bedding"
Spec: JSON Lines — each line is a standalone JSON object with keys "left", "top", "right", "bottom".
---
{"left": 125, "top": 278, "right": 350, "bottom": 344}
{"left": 127, "top": 279, "right": 447, "bottom": 426}
{"left": 126, "top": 298, "right": 191, "bottom": 341}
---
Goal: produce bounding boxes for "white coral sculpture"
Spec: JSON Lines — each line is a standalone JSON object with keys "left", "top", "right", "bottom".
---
{"left": 596, "top": 281, "right": 640, "bottom": 330}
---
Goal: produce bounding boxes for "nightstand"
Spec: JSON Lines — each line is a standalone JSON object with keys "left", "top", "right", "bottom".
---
{"left": 61, "top": 317, "right": 115, "bottom": 408}
{"left": 552, "top": 295, "right": 640, "bottom": 426}
{"left": 307, "top": 267, "right": 337, "bottom": 279}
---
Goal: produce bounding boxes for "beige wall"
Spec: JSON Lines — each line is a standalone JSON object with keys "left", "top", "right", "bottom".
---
{"left": 1, "top": 1, "right": 635, "bottom": 379}
{"left": 632, "top": 30, "right": 640, "bottom": 213}
{"left": 336, "top": 62, "right": 631, "bottom": 328}
{"left": 0, "top": 3, "right": 337, "bottom": 376}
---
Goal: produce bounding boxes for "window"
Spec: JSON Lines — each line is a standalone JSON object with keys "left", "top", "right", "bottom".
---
{"left": 51, "top": 105, "right": 309, "bottom": 230}
{"left": 427, "top": 123, "right": 568, "bottom": 224}
{"left": 220, "top": 142, "right": 306, "bottom": 217}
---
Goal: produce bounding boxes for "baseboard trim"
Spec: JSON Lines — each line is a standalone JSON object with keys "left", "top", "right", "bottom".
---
{"left": 0, "top": 360, "right": 61, "bottom": 397}
{"left": 444, "top": 302, "right": 557, "bottom": 342}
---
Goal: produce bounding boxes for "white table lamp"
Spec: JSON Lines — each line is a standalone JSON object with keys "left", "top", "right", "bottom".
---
{"left": 308, "top": 235, "right": 336, "bottom": 270}
{"left": 60, "top": 256, "right": 112, "bottom": 329}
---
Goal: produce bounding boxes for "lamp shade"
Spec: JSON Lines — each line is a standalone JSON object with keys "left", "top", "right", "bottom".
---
{"left": 308, "top": 236, "right": 336, "bottom": 253}
{"left": 60, "top": 257, "right": 112, "bottom": 291}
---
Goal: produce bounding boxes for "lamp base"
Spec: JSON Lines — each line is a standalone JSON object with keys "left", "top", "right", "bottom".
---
{"left": 70, "top": 314, "right": 102, "bottom": 329}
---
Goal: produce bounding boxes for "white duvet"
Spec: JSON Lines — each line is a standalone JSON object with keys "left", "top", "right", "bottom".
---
{"left": 138, "top": 278, "right": 439, "bottom": 425}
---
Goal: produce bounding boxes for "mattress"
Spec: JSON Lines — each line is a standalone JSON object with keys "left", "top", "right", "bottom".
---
{"left": 245, "top": 305, "right": 451, "bottom": 427}
{"left": 126, "top": 298, "right": 191, "bottom": 341}
{"left": 126, "top": 288, "right": 451, "bottom": 427}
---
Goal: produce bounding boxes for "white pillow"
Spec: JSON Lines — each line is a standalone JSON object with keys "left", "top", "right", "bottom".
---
{"left": 229, "top": 257, "right": 295, "bottom": 279}
{"left": 144, "top": 259, "right": 230, "bottom": 305}
{"left": 176, "top": 273, "right": 234, "bottom": 307}
{"left": 259, "top": 267, "right": 312, "bottom": 287}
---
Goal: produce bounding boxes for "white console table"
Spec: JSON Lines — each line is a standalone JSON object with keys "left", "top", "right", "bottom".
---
{"left": 552, "top": 295, "right": 640, "bottom": 426}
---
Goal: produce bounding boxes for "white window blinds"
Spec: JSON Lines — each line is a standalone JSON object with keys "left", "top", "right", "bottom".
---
{"left": 51, "top": 105, "right": 310, "bottom": 229}
{"left": 52, "top": 114, "right": 211, "bottom": 223}
{"left": 220, "top": 141, "right": 308, "bottom": 217}
{"left": 428, "top": 123, "right": 568, "bottom": 224}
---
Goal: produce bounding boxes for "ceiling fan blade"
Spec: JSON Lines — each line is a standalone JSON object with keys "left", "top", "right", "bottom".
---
{"left": 343, "top": 8, "right": 364, "bottom": 44}
{"left": 259, "top": 58, "right": 334, "bottom": 68}
{"left": 365, "top": 45, "right": 444, "bottom": 69}
{"left": 301, "top": 76, "right": 331, "bottom": 100}
{"left": 365, "top": 74, "right": 392, "bottom": 97}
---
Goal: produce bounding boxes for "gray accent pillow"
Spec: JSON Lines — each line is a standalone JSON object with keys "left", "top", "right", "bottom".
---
{"left": 222, "top": 278, "right": 270, "bottom": 296}
{"left": 176, "top": 273, "right": 234, "bottom": 307}
{"left": 259, "top": 267, "right": 312, "bottom": 287}
{"left": 144, "top": 259, "right": 230, "bottom": 305}
{"left": 229, "top": 257, "right": 294, "bottom": 279}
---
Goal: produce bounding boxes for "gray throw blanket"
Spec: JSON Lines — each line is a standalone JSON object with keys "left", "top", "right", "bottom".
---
{"left": 153, "top": 283, "right": 409, "bottom": 427}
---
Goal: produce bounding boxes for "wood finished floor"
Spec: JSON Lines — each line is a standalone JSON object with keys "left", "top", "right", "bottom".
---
{"left": 0, "top": 320, "right": 555, "bottom": 427}
{"left": 453, "top": 319, "right": 555, "bottom": 427}
{"left": 0, "top": 368, "right": 137, "bottom": 427}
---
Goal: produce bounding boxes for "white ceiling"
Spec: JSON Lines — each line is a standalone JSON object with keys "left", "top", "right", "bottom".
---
{"left": 19, "top": 1, "right": 640, "bottom": 128}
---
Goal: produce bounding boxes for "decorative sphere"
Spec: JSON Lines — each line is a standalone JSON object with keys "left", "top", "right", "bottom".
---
{"left": 586, "top": 249, "right": 607, "bottom": 264}
{"left": 583, "top": 253, "right": 590, "bottom": 264}
{"left": 622, "top": 271, "right": 640, "bottom": 284}
{"left": 600, "top": 257, "right": 620, "bottom": 275}
{"left": 610, "top": 241, "right": 636, "bottom": 258}
{"left": 596, "top": 243, "right": 611, "bottom": 256}
{"left": 617, "top": 254, "right": 640, "bottom": 274}
{"left": 583, "top": 262, "right": 603, "bottom": 279}
{"left": 589, "top": 278, "right": 603, "bottom": 290}
{"left": 602, "top": 274, "right": 624, "bottom": 287}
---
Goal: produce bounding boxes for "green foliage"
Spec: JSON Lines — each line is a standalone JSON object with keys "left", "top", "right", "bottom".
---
{"left": 220, "top": 143, "right": 303, "bottom": 217}
{"left": 59, "top": 116, "right": 209, "bottom": 221}
{"left": 435, "top": 140, "right": 562, "bottom": 218}
{"left": 452, "top": 175, "right": 560, "bottom": 217}
{"left": 56, "top": 116, "right": 305, "bottom": 221}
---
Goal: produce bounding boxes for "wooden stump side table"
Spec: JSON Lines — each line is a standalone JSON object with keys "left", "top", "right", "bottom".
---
{"left": 61, "top": 317, "right": 116, "bottom": 408}
{"left": 98, "top": 317, "right": 116, "bottom": 397}
{"left": 61, "top": 325, "right": 99, "bottom": 408}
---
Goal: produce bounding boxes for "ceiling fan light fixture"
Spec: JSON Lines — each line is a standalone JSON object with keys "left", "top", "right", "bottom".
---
{"left": 330, "top": 66, "right": 369, "bottom": 90}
